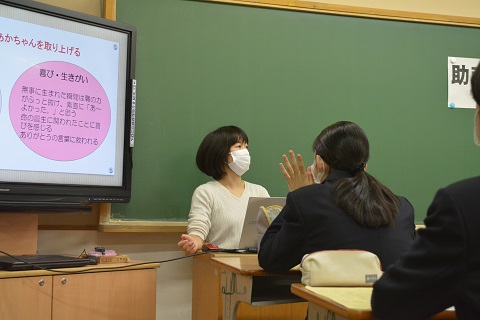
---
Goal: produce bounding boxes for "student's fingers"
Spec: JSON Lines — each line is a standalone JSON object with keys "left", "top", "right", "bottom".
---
{"left": 287, "top": 150, "right": 299, "bottom": 173}
{"left": 280, "top": 163, "right": 296, "bottom": 191}
{"left": 296, "top": 153, "right": 307, "bottom": 174}
{"left": 281, "top": 154, "right": 294, "bottom": 175}
{"left": 279, "top": 163, "right": 291, "bottom": 180}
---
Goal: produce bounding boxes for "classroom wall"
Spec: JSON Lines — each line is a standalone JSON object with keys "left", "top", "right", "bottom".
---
{"left": 35, "top": 0, "right": 101, "bottom": 16}
{"left": 36, "top": 1, "right": 479, "bottom": 320}
{"left": 316, "top": 0, "right": 480, "bottom": 18}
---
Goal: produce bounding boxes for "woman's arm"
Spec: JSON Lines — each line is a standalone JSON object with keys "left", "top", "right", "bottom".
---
{"left": 178, "top": 234, "right": 204, "bottom": 254}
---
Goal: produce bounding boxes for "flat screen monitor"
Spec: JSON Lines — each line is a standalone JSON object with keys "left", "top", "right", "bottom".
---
{"left": 0, "top": 0, "right": 136, "bottom": 210}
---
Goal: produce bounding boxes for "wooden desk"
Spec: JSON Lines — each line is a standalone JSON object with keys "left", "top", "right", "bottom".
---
{"left": 212, "top": 255, "right": 307, "bottom": 320}
{"left": 0, "top": 261, "right": 159, "bottom": 320}
{"left": 291, "top": 283, "right": 456, "bottom": 320}
{"left": 192, "top": 253, "right": 307, "bottom": 320}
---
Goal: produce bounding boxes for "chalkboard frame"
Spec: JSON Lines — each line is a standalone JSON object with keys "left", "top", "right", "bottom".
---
{"left": 202, "top": 0, "right": 480, "bottom": 27}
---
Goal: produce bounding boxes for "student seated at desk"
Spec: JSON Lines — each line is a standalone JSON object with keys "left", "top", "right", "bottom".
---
{"left": 178, "top": 125, "right": 269, "bottom": 254}
{"left": 371, "top": 62, "right": 480, "bottom": 320}
{"left": 258, "top": 121, "right": 416, "bottom": 273}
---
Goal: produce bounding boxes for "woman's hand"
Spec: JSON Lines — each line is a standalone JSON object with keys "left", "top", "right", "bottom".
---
{"left": 279, "top": 150, "right": 314, "bottom": 191}
{"left": 178, "top": 234, "right": 203, "bottom": 254}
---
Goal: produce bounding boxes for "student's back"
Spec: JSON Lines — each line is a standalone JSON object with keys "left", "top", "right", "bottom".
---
{"left": 259, "top": 170, "right": 415, "bottom": 273}
{"left": 258, "top": 121, "right": 416, "bottom": 273}
{"left": 371, "top": 176, "right": 480, "bottom": 319}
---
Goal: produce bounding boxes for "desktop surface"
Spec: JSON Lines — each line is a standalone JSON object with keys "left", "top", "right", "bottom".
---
{"left": 291, "top": 284, "right": 456, "bottom": 320}
{"left": 211, "top": 255, "right": 302, "bottom": 276}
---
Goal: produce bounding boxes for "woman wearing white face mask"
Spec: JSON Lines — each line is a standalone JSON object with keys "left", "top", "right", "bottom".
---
{"left": 178, "top": 125, "right": 269, "bottom": 254}
{"left": 258, "top": 121, "right": 416, "bottom": 274}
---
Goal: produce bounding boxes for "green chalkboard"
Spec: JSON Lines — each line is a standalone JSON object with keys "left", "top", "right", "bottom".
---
{"left": 110, "top": 0, "right": 480, "bottom": 224}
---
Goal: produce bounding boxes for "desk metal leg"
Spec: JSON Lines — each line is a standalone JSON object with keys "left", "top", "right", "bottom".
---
{"left": 220, "top": 270, "right": 253, "bottom": 320}
{"left": 308, "top": 303, "right": 348, "bottom": 320}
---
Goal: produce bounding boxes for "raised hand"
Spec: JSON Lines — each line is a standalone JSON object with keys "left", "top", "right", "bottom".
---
{"left": 279, "top": 150, "right": 314, "bottom": 191}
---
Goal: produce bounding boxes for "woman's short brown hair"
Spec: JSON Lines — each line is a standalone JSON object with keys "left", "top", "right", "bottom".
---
{"left": 196, "top": 126, "right": 248, "bottom": 180}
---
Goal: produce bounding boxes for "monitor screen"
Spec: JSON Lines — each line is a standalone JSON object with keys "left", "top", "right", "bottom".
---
{"left": 0, "top": 0, "right": 136, "bottom": 208}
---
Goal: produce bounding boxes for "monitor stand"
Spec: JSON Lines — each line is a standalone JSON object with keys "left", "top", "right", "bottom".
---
{"left": 0, "top": 214, "right": 38, "bottom": 255}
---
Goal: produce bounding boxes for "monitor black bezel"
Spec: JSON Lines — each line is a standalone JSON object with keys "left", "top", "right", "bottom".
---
{"left": 0, "top": 0, "right": 136, "bottom": 206}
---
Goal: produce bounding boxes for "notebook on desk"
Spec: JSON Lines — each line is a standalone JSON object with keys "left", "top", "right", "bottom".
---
{"left": 237, "top": 197, "right": 286, "bottom": 251}
{"left": 0, "top": 254, "right": 92, "bottom": 271}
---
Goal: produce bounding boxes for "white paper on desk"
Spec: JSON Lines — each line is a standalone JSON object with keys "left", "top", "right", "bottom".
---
{"left": 305, "top": 286, "right": 372, "bottom": 310}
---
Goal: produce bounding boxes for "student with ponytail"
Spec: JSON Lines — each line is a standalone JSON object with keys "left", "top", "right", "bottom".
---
{"left": 258, "top": 121, "right": 415, "bottom": 273}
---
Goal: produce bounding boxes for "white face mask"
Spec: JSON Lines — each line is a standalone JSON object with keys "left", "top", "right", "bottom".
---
{"left": 310, "top": 157, "right": 325, "bottom": 184}
{"left": 475, "top": 107, "right": 480, "bottom": 146}
{"left": 228, "top": 149, "right": 251, "bottom": 176}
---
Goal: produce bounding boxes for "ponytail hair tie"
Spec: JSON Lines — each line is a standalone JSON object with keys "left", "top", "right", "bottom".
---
{"left": 350, "top": 163, "right": 366, "bottom": 175}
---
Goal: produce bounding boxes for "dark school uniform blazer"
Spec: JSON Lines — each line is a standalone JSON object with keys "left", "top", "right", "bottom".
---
{"left": 371, "top": 176, "right": 480, "bottom": 320}
{"left": 258, "top": 170, "right": 416, "bottom": 274}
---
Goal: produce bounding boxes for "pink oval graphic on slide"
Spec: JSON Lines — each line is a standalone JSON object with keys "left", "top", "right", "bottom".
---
{"left": 9, "top": 61, "right": 110, "bottom": 161}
